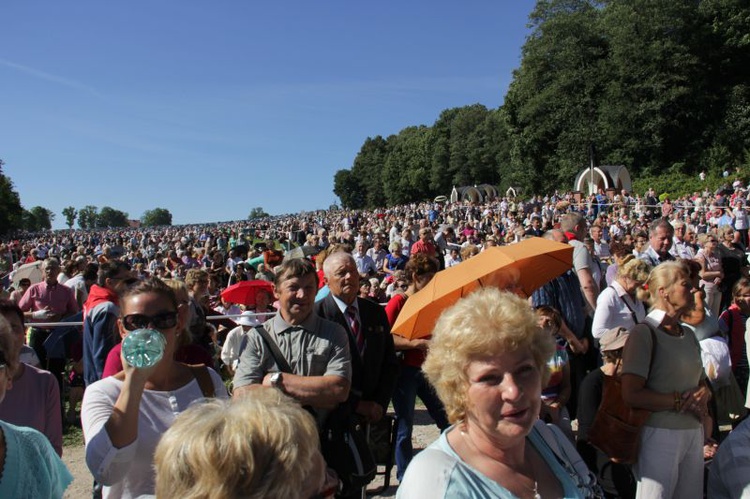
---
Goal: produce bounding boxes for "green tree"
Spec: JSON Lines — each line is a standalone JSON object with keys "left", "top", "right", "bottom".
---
{"left": 247, "top": 207, "right": 269, "bottom": 220}
{"left": 23, "top": 206, "right": 55, "bottom": 231}
{"left": 349, "top": 136, "right": 389, "bottom": 208}
{"left": 97, "top": 207, "right": 129, "bottom": 228}
{"left": 78, "top": 205, "right": 98, "bottom": 229}
{"left": 333, "top": 169, "right": 365, "bottom": 209}
{"left": 382, "top": 126, "right": 432, "bottom": 205}
{"left": 0, "top": 160, "right": 24, "bottom": 236}
{"left": 504, "top": 0, "right": 608, "bottom": 194}
{"left": 62, "top": 206, "right": 77, "bottom": 229}
{"left": 141, "top": 208, "right": 173, "bottom": 227}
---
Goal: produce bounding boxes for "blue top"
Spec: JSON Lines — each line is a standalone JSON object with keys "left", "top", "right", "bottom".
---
{"left": 0, "top": 420, "right": 72, "bottom": 499}
{"left": 397, "top": 424, "right": 583, "bottom": 498}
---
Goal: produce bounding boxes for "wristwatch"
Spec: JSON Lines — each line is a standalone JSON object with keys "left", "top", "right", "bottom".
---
{"left": 270, "top": 372, "right": 283, "bottom": 391}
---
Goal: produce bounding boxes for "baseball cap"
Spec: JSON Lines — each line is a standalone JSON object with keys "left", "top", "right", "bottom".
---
{"left": 599, "top": 327, "right": 629, "bottom": 352}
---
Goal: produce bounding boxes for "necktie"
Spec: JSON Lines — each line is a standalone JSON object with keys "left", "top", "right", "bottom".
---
{"left": 346, "top": 305, "right": 364, "bottom": 353}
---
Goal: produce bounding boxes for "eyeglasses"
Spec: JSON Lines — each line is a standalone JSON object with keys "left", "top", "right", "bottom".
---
{"left": 121, "top": 312, "right": 178, "bottom": 331}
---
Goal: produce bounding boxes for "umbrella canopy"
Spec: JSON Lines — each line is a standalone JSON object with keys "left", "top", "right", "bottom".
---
{"left": 391, "top": 237, "right": 573, "bottom": 340}
{"left": 283, "top": 245, "right": 320, "bottom": 262}
{"left": 220, "top": 280, "right": 275, "bottom": 308}
{"left": 12, "top": 261, "right": 44, "bottom": 288}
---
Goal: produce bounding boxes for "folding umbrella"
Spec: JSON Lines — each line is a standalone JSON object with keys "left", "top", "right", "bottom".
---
{"left": 391, "top": 237, "right": 573, "bottom": 340}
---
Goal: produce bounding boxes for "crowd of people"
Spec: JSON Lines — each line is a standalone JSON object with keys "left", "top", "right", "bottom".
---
{"left": 1, "top": 178, "right": 750, "bottom": 497}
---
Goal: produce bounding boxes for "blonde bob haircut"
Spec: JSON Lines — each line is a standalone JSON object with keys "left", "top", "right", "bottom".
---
{"left": 154, "top": 388, "right": 321, "bottom": 499}
{"left": 617, "top": 255, "right": 652, "bottom": 283}
{"left": 423, "top": 288, "right": 555, "bottom": 424}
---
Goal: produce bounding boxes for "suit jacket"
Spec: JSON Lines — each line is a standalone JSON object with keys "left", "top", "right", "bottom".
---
{"left": 315, "top": 295, "right": 399, "bottom": 410}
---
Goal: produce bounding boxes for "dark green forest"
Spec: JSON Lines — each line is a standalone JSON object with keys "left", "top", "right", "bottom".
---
{"left": 333, "top": 0, "right": 750, "bottom": 209}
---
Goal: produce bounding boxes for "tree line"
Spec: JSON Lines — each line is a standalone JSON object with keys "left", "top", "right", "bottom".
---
{"left": 333, "top": 0, "right": 750, "bottom": 209}
{"left": 0, "top": 161, "right": 176, "bottom": 235}
{"left": 0, "top": 157, "right": 274, "bottom": 235}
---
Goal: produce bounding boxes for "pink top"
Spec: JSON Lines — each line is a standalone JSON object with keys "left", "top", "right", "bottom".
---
{"left": 18, "top": 281, "right": 79, "bottom": 323}
{"left": 0, "top": 363, "right": 63, "bottom": 456}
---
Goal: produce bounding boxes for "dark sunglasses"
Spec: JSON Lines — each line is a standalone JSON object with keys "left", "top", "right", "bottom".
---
{"left": 121, "top": 312, "right": 178, "bottom": 331}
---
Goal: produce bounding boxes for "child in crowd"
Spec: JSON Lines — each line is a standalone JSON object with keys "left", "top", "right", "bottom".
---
{"left": 536, "top": 305, "right": 574, "bottom": 441}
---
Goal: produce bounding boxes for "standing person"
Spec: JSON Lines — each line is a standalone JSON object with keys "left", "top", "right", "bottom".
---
{"left": 621, "top": 261, "right": 709, "bottom": 498}
{"left": 82, "top": 278, "right": 228, "bottom": 498}
{"left": 0, "top": 299, "right": 63, "bottom": 456}
{"left": 232, "top": 258, "right": 352, "bottom": 492}
{"left": 670, "top": 221, "right": 697, "bottom": 260}
{"left": 17, "top": 258, "right": 79, "bottom": 391}
{"left": 385, "top": 253, "right": 449, "bottom": 482}
{"left": 577, "top": 327, "right": 637, "bottom": 499}
{"left": 591, "top": 256, "right": 650, "bottom": 339}
{"left": 717, "top": 224, "right": 748, "bottom": 312}
{"left": 398, "top": 289, "right": 594, "bottom": 498}
{"left": 638, "top": 218, "right": 675, "bottom": 267}
{"left": 695, "top": 232, "right": 724, "bottom": 317}
{"left": 560, "top": 212, "right": 599, "bottom": 312}
{"left": 82, "top": 261, "right": 134, "bottom": 386}
{"left": 718, "top": 277, "right": 750, "bottom": 398}
{"left": 0, "top": 321, "right": 72, "bottom": 499}
{"left": 316, "top": 252, "right": 399, "bottom": 425}
{"left": 153, "top": 389, "right": 331, "bottom": 499}
{"left": 220, "top": 311, "right": 256, "bottom": 376}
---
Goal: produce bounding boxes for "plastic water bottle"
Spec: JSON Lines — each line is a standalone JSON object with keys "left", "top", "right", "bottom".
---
{"left": 121, "top": 329, "right": 166, "bottom": 368}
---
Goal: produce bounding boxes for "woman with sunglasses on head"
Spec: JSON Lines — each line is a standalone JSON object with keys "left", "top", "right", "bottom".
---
{"left": 81, "top": 278, "right": 228, "bottom": 499}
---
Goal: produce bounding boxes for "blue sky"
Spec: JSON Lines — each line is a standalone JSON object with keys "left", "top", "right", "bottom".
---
{"left": 1, "top": 1, "right": 536, "bottom": 230}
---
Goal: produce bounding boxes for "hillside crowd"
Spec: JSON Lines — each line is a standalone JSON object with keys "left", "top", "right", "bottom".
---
{"left": 1, "top": 178, "right": 750, "bottom": 498}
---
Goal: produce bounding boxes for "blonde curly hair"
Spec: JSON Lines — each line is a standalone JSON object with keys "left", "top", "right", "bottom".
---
{"left": 423, "top": 288, "right": 555, "bottom": 424}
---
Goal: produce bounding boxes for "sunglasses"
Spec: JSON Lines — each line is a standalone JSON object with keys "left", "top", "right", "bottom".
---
{"left": 121, "top": 312, "right": 178, "bottom": 331}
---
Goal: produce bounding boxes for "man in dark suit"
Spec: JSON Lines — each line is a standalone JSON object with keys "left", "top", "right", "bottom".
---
{"left": 315, "top": 251, "right": 399, "bottom": 424}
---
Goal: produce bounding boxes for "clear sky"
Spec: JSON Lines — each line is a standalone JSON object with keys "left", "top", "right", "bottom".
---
{"left": 1, "top": 1, "right": 536, "bottom": 230}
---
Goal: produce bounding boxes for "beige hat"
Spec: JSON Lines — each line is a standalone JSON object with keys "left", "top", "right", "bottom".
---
{"left": 599, "top": 327, "right": 629, "bottom": 352}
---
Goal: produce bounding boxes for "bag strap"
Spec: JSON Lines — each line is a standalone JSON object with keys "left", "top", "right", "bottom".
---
{"left": 612, "top": 286, "right": 639, "bottom": 324}
{"left": 188, "top": 364, "right": 215, "bottom": 398}
{"left": 534, "top": 421, "right": 602, "bottom": 497}
{"left": 254, "top": 325, "right": 294, "bottom": 374}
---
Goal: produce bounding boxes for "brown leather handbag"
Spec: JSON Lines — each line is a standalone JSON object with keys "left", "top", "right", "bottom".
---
{"left": 588, "top": 325, "right": 656, "bottom": 464}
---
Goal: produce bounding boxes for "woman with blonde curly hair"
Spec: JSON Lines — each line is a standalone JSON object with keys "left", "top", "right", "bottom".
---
{"left": 592, "top": 255, "right": 651, "bottom": 339}
{"left": 154, "top": 387, "right": 329, "bottom": 499}
{"left": 398, "top": 288, "right": 591, "bottom": 498}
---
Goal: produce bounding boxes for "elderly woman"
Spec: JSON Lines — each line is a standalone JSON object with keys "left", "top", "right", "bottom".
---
{"left": 154, "top": 388, "right": 331, "bottom": 499}
{"left": 621, "top": 261, "right": 709, "bottom": 497}
{"left": 0, "top": 318, "right": 72, "bottom": 499}
{"left": 592, "top": 256, "right": 650, "bottom": 339}
{"left": 695, "top": 232, "right": 724, "bottom": 317}
{"left": 82, "top": 278, "right": 228, "bottom": 498}
{"left": 398, "top": 288, "right": 592, "bottom": 498}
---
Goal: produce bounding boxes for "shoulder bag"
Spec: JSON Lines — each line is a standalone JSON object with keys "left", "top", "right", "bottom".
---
{"left": 254, "top": 325, "right": 376, "bottom": 495}
{"left": 587, "top": 324, "right": 656, "bottom": 464}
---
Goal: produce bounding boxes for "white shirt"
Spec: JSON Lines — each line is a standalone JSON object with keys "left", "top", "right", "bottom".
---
{"left": 591, "top": 281, "right": 646, "bottom": 339}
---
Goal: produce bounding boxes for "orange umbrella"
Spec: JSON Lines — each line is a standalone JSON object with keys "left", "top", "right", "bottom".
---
{"left": 391, "top": 237, "right": 573, "bottom": 340}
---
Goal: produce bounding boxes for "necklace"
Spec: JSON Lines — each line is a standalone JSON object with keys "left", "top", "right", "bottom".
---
{"left": 460, "top": 427, "right": 541, "bottom": 499}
